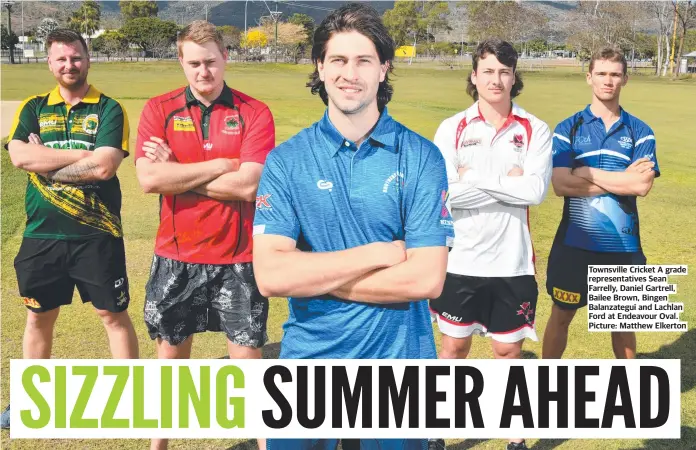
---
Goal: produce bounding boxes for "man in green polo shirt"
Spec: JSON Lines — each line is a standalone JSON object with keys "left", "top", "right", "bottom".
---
{"left": 1, "top": 29, "right": 139, "bottom": 429}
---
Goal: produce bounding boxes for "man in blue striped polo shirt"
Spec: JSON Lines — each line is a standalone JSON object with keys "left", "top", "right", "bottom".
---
{"left": 253, "top": 4, "right": 453, "bottom": 449}
{"left": 543, "top": 47, "right": 659, "bottom": 360}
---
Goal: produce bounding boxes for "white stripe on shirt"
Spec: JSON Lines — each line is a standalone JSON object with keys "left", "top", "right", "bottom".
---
{"left": 575, "top": 149, "right": 631, "bottom": 161}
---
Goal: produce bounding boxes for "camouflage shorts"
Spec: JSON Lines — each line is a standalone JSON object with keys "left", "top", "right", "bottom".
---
{"left": 144, "top": 255, "right": 268, "bottom": 347}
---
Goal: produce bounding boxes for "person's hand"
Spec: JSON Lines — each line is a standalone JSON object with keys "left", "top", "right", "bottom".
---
{"left": 458, "top": 164, "right": 470, "bottom": 179}
{"left": 142, "top": 136, "right": 172, "bottom": 162}
{"left": 373, "top": 240, "right": 407, "bottom": 267}
{"left": 625, "top": 157, "right": 655, "bottom": 174}
{"left": 28, "top": 133, "right": 43, "bottom": 145}
{"left": 507, "top": 166, "right": 524, "bottom": 176}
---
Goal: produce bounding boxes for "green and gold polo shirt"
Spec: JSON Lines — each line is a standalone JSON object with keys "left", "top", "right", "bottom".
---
{"left": 7, "top": 85, "right": 129, "bottom": 239}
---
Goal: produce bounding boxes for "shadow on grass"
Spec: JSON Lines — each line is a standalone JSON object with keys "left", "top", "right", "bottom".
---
{"left": 226, "top": 439, "right": 259, "bottom": 450}
{"left": 637, "top": 328, "right": 695, "bottom": 393}
{"left": 624, "top": 426, "right": 696, "bottom": 450}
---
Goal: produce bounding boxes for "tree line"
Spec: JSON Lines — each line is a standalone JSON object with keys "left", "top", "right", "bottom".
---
{"left": 1, "top": 0, "right": 695, "bottom": 75}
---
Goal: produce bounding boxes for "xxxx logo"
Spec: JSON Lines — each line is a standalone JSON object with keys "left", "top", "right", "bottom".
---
{"left": 553, "top": 287, "right": 581, "bottom": 304}
{"left": 256, "top": 194, "right": 272, "bottom": 209}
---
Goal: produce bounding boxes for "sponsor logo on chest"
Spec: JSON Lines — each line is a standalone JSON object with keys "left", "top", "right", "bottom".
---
{"left": 173, "top": 115, "right": 196, "bottom": 132}
{"left": 618, "top": 136, "right": 633, "bottom": 149}
{"left": 222, "top": 113, "right": 241, "bottom": 135}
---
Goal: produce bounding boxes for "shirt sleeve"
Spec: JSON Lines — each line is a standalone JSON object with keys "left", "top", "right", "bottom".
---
{"left": 134, "top": 99, "right": 165, "bottom": 162}
{"left": 94, "top": 99, "right": 129, "bottom": 155}
{"left": 632, "top": 125, "right": 659, "bottom": 178}
{"left": 402, "top": 142, "right": 455, "bottom": 249}
{"left": 433, "top": 118, "right": 498, "bottom": 210}
{"left": 465, "top": 118, "right": 552, "bottom": 206}
{"left": 252, "top": 151, "right": 300, "bottom": 241}
{"left": 240, "top": 106, "right": 275, "bottom": 165}
{"left": 551, "top": 120, "right": 573, "bottom": 168}
{"left": 4, "top": 96, "right": 40, "bottom": 150}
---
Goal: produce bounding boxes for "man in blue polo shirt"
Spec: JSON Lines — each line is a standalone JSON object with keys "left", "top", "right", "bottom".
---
{"left": 253, "top": 4, "right": 453, "bottom": 449}
{"left": 543, "top": 47, "right": 659, "bottom": 360}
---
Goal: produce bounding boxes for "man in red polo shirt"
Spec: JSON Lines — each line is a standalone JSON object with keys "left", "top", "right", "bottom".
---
{"left": 135, "top": 22, "right": 274, "bottom": 449}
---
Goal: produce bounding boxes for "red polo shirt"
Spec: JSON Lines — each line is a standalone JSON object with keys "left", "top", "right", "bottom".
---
{"left": 136, "top": 84, "right": 275, "bottom": 264}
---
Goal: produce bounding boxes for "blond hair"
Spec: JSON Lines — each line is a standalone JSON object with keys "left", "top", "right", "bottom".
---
{"left": 177, "top": 20, "right": 225, "bottom": 57}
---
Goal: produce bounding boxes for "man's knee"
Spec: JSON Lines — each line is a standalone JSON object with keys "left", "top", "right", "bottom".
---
{"left": 26, "top": 308, "right": 60, "bottom": 329}
{"left": 549, "top": 305, "right": 577, "bottom": 329}
{"left": 492, "top": 340, "right": 523, "bottom": 359}
{"left": 228, "top": 342, "right": 262, "bottom": 359}
{"left": 440, "top": 336, "right": 471, "bottom": 359}
{"left": 95, "top": 309, "right": 132, "bottom": 329}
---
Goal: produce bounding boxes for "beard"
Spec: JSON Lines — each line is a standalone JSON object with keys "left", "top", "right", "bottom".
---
{"left": 56, "top": 71, "right": 88, "bottom": 90}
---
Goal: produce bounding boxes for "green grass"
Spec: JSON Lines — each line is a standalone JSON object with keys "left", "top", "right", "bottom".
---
{"left": 2, "top": 62, "right": 696, "bottom": 449}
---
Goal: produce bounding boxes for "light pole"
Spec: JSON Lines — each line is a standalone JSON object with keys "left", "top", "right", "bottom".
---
{"left": 270, "top": 10, "right": 281, "bottom": 63}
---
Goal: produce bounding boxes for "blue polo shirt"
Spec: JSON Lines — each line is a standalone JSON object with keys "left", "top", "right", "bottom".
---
{"left": 552, "top": 105, "right": 659, "bottom": 252}
{"left": 253, "top": 108, "right": 454, "bottom": 359}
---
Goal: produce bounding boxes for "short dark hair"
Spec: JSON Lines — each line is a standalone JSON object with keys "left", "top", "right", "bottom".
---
{"left": 307, "top": 3, "right": 395, "bottom": 111}
{"left": 589, "top": 47, "right": 627, "bottom": 75}
{"left": 46, "top": 29, "right": 89, "bottom": 55}
{"left": 466, "top": 38, "right": 523, "bottom": 101}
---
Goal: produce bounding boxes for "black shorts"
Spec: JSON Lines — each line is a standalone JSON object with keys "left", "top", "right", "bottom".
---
{"left": 430, "top": 273, "right": 538, "bottom": 343}
{"left": 546, "top": 243, "right": 646, "bottom": 310}
{"left": 144, "top": 255, "right": 269, "bottom": 347}
{"left": 14, "top": 236, "right": 130, "bottom": 313}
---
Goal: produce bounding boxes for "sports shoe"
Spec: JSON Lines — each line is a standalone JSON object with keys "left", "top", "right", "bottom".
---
{"left": 0, "top": 405, "right": 9, "bottom": 429}
{"left": 506, "top": 441, "right": 528, "bottom": 450}
{"left": 428, "top": 438, "right": 446, "bottom": 450}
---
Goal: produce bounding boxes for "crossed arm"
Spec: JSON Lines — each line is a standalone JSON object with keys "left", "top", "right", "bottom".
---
{"left": 552, "top": 157, "right": 656, "bottom": 198}
{"left": 8, "top": 134, "right": 124, "bottom": 183}
{"left": 135, "top": 137, "right": 261, "bottom": 201}
{"left": 253, "top": 234, "right": 448, "bottom": 303}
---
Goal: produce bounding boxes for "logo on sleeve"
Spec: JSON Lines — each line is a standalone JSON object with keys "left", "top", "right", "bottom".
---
{"left": 440, "top": 190, "right": 453, "bottom": 226}
{"left": 256, "top": 194, "right": 272, "bottom": 209}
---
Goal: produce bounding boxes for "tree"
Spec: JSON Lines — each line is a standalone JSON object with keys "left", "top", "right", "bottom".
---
{"left": 3, "top": 1, "right": 16, "bottom": 63}
{"left": 119, "top": 1, "right": 158, "bottom": 21}
{"left": 383, "top": 0, "right": 450, "bottom": 50}
{"left": 68, "top": 0, "right": 101, "bottom": 48}
{"left": 288, "top": 13, "right": 314, "bottom": 43}
{"left": 673, "top": 0, "right": 696, "bottom": 75}
{"left": 35, "top": 18, "right": 60, "bottom": 44}
{"left": 648, "top": 1, "right": 675, "bottom": 76}
{"left": 92, "top": 30, "right": 127, "bottom": 60}
{"left": 121, "top": 17, "right": 178, "bottom": 55}
{"left": 466, "top": 1, "right": 547, "bottom": 45}
{"left": 218, "top": 25, "right": 241, "bottom": 52}
{"left": 1, "top": 24, "right": 18, "bottom": 50}
{"left": 241, "top": 28, "right": 268, "bottom": 49}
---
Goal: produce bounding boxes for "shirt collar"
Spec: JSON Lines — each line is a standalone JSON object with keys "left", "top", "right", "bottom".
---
{"left": 185, "top": 83, "right": 235, "bottom": 108}
{"left": 47, "top": 84, "right": 102, "bottom": 106}
{"left": 466, "top": 101, "right": 528, "bottom": 123}
{"left": 581, "top": 104, "right": 628, "bottom": 125}
{"left": 318, "top": 107, "right": 397, "bottom": 156}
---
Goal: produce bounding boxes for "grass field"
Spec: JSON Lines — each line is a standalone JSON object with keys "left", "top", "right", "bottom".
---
{"left": 1, "top": 61, "right": 695, "bottom": 449}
